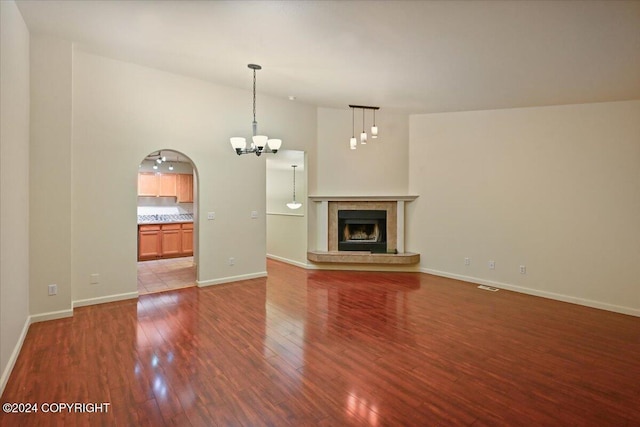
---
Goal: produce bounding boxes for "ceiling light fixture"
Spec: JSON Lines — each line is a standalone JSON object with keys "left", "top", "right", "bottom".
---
{"left": 350, "top": 107, "right": 357, "bottom": 150}
{"left": 371, "top": 109, "right": 378, "bottom": 139}
{"left": 286, "top": 165, "right": 302, "bottom": 210}
{"left": 360, "top": 108, "right": 367, "bottom": 144}
{"left": 348, "top": 105, "right": 380, "bottom": 148}
{"left": 230, "top": 64, "right": 282, "bottom": 156}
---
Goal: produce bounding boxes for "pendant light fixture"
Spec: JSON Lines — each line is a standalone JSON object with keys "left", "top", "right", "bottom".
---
{"left": 350, "top": 107, "right": 357, "bottom": 150}
{"left": 230, "top": 64, "right": 282, "bottom": 156}
{"left": 286, "top": 165, "right": 302, "bottom": 210}
{"left": 348, "top": 105, "right": 380, "bottom": 148}
{"left": 371, "top": 109, "right": 378, "bottom": 139}
{"left": 360, "top": 108, "right": 367, "bottom": 144}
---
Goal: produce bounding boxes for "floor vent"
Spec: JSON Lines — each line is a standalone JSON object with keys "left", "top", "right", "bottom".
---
{"left": 477, "top": 285, "right": 499, "bottom": 292}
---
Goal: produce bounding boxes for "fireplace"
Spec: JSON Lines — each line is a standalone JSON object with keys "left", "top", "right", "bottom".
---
{"left": 307, "top": 195, "right": 420, "bottom": 265}
{"left": 338, "top": 210, "right": 387, "bottom": 252}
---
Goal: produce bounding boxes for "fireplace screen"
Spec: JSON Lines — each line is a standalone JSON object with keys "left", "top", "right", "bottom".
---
{"left": 338, "top": 210, "right": 387, "bottom": 252}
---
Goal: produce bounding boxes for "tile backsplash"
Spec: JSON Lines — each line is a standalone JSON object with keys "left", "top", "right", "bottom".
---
{"left": 137, "top": 197, "right": 193, "bottom": 216}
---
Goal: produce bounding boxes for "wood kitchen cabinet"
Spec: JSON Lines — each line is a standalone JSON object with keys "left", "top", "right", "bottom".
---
{"left": 181, "top": 223, "right": 194, "bottom": 255}
{"left": 160, "top": 223, "right": 181, "bottom": 256}
{"left": 138, "top": 172, "right": 191, "bottom": 200}
{"left": 138, "top": 173, "right": 159, "bottom": 197}
{"left": 158, "top": 174, "right": 177, "bottom": 197}
{"left": 138, "top": 225, "right": 161, "bottom": 259}
{"left": 177, "top": 174, "right": 194, "bottom": 202}
{"left": 138, "top": 222, "right": 194, "bottom": 261}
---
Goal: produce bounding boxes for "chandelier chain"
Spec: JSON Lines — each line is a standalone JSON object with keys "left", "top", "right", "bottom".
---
{"left": 253, "top": 68, "right": 257, "bottom": 123}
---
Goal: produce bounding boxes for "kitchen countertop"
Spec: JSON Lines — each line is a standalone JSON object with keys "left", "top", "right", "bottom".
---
{"left": 138, "top": 214, "right": 194, "bottom": 225}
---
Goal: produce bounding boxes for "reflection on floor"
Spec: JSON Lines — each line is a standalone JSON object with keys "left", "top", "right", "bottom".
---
{"left": 137, "top": 256, "right": 196, "bottom": 295}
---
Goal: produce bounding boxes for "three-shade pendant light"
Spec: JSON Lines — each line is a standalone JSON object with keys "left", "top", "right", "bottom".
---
{"left": 348, "top": 105, "right": 379, "bottom": 150}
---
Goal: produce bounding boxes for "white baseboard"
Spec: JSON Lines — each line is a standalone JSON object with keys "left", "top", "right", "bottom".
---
{"left": 422, "top": 268, "right": 640, "bottom": 317}
{"left": 266, "top": 254, "right": 309, "bottom": 269}
{"left": 197, "top": 271, "right": 267, "bottom": 287}
{"left": 0, "top": 316, "right": 31, "bottom": 396}
{"left": 30, "top": 308, "right": 73, "bottom": 324}
{"left": 73, "top": 291, "right": 139, "bottom": 308}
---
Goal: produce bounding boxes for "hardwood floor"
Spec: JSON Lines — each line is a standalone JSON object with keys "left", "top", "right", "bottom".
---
{"left": 137, "top": 256, "right": 196, "bottom": 295}
{"left": 2, "top": 259, "right": 639, "bottom": 426}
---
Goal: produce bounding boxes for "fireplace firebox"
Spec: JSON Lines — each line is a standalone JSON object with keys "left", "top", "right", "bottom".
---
{"left": 338, "top": 210, "right": 387, "bottom": 252}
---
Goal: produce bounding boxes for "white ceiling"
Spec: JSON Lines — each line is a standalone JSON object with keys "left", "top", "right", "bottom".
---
{"left": 16, "top": 0, "right": 640, "bottom": 114}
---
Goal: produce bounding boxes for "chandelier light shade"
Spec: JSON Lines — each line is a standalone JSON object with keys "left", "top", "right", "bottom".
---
{"left": 348, "top": 105, "right": 380, "bottom": 148}
{"left": 230, "top": 64, "right": 282, "bottom": 156}
{"left": 286, "top": 165, "right": 302, "bottom": 210}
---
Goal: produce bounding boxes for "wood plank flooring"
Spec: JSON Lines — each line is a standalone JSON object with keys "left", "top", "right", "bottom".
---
{"left": 2, "top": 259, "right": 639, "bottom": 426}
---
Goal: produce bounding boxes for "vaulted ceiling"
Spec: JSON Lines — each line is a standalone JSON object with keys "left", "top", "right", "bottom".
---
{"left": 16, "top": 0, "right": 640, "bottom": 113}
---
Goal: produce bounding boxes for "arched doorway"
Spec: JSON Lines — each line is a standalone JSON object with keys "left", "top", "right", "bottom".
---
{"left": 136, "top": 149, "right": 198, "bottom": 294}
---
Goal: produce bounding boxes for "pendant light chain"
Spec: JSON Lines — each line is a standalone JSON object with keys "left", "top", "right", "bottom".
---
{"left": 352, "top": 107, "right": 355, "bottom": 137}
{"left": 292, "top": 165, "right": 296, "bottom": 201}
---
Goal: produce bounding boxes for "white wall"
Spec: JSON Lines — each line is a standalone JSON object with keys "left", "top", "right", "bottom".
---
{"left": 69, "top": 50, "right": 317, "bottom": 301}
{"left": 408, "top": 101, "right": 640, "bottom": 315}
{"left": 29, "top": 35, "right": 73, "bottom": 319}
{"left": 316, "top": 107, "right": 409, "bottom": 195}
{"left": 266, "top": 150, "right": 308, "bottom": 266}
{"left": 0, "top": 0, "right": 30, "bottom": 392}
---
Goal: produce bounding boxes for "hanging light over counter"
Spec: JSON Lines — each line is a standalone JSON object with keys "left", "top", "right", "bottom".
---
{"left": 230, "top": 64, "right": 282, "bottom": 156}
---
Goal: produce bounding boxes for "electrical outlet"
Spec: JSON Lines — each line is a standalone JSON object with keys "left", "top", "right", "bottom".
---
{"left": 207, "top": 212, "right": 215, "bottom": 220}
{"left": 488, "top": 260, "right": 495, "bottom": 270}
{"left": 251, "top": 211, "right": 258, "bottom": 219}
{"left": 464, "top": 257, "right": 470, "bottom": 266}
{"left": 48, "top": 284, "right": 57, "bottom": 296}
{"left": 228, "top": 257, "right": 235, "bottom": 266}
{"left": 519, "top": 265, "right": 526, "bottom": 274}
{"left": 90, "top": 273, "right": 99, "bottom": 285}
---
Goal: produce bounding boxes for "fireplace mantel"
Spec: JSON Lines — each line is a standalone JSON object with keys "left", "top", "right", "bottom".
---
{"left": 308, "top": 195, "right": 419, "bottom": 266}
{"left": 309, "top": 195, "right": 419, "bottom": 202}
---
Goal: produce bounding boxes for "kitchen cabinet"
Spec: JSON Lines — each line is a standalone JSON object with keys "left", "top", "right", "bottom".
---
{"left": 158, "top": 174, "right": 177, "bottom": 197}
{"left": 181, "top": 223, "right": 194, "bottom": 255}
{"left": 177, "top": 174, "right": 194, "bottom": 202}
{"left": 138, "top": 172, "right": 191, "bottom": 200}
{"left": 138, "top": 222, "right": 194, "bottom": 261}
{"left": 160, "top": 223, "right": 181, "bottom": 256}
{"left": 138, "top": 225, "right": 161, "bottom": 259}
{"left": 138, "top": 173, "right": 159, "bottom": 197}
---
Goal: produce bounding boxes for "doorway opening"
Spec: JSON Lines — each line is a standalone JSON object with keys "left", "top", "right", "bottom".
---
{"left": 136, "top": 149, "right": 198, "bottom": 294}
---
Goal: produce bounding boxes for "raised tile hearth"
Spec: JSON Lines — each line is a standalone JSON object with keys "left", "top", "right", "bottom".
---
{"left": 307, "top": 250, "right": 420, "bottom": 265}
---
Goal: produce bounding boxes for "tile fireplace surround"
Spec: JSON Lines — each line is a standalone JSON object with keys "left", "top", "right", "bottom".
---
{"left": 308, "top": 195, "right": 420, "bottom": 265}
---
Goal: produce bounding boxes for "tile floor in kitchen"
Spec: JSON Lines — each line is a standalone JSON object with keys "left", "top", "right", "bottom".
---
{"left": 137, "top": 256, "right": 196, "bottom": 295}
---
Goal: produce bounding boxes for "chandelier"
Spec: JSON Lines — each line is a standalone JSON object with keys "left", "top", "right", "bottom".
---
{"left": 230, "top": 64, "right": 282, "bottom": 156}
